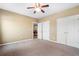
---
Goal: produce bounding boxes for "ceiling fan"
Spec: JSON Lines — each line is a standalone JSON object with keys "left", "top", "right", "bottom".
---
{"left": 27, "top": 3, "right": 49, "bottom": 14}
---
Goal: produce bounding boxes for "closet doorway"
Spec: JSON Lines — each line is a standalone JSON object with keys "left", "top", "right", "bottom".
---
{"left": 57, "top": 15, "right": 79, "bottom": 48}
{"left": 32, "top": 22, "right": 38, "bottom": 39}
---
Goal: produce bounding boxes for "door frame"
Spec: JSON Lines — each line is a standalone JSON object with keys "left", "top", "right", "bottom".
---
{"left": 32, "top": 22, "right": 38, "bottom": 39}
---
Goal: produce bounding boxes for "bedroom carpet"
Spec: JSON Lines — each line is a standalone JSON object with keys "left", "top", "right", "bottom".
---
{"left": 0, "top": 39, "right": 79, "bottom": 56}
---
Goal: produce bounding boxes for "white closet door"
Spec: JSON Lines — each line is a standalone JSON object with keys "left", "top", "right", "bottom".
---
{"left": 57, "top": 18, "right": 69, "bottom": 44}
{"left": 57, "top": 15, "right": 79, "bottom": 48}
{"left": 67, "top": 15, "right": 79, "bottom": 48}
{"left": 42, "top": 21, "right": 50, "bottom": 40}
{"left": 66, "top": 16, "right": 75, "bottom": 45}
{"left": 38, "top": 23, "right": 42, "bottom": 39}
{"left": 57, "top": 16, "right": 76, "bottom": 45}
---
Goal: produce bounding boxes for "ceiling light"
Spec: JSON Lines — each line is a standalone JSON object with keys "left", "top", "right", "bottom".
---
{"left": 35, "top": 8, "right": 41, "bottom": 12}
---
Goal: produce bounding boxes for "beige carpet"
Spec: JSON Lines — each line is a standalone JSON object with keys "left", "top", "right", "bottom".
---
{"left": 0, "top": 39, "right": 79, "bottom": 56}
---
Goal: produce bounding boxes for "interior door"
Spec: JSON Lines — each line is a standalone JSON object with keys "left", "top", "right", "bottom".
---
{"left": 57, "top": 15, "right": 79, "bottom": 48}
{"left": 38, "top": 23, "right": 42, "bottom": 39}
{"left": 67, "top": 15, "right": 79, "bottom": 48}
{"left": 38, "top": 21, "right": 50, "bottom": 40}
{"left": 42, "top": 21, "right": 50, "bottom": 40}
{"left": 57, "top": 18, "right": 69, "bottom": 44}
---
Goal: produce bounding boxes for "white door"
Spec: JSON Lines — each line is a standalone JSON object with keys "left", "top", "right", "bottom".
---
{"left": 67, "top": 15, "right": 79, "bottom": 48}
{"left": 57, "top": 18, "right": 69, "bottom": 44}
{"left": 42, "top": 21, "right": 50, "bottom": 40}
{"left": 38, "top": 23, "right": 42, "bottom": 39}
{"left": 38, "top": 21, "right": 50, "bottom": 40}
{"left": 57, "top": 15, "right": 79, "bottom": 48}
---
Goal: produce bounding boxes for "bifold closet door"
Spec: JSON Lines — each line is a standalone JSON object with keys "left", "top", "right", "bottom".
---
{"left": 57, "top": 18, "right": 68, "bottom": 44}
{"left": 67, "top": 15, "right": 79, "bottom": 48}
{"left": 57, "top": 15, "right": 79, "bottom": 48}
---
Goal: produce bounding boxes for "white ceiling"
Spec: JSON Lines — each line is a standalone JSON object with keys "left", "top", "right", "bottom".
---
{"left": 0, "top": 3, "right": 79, "bottom": 19}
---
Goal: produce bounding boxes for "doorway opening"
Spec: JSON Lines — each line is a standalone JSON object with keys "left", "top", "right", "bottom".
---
{"left": 32, "top": 23, "right": 38, "bottom": 39}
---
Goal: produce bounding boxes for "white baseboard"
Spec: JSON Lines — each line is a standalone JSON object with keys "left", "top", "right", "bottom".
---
{"left": 0, "top": 39, "right": 33, "bottom": 46}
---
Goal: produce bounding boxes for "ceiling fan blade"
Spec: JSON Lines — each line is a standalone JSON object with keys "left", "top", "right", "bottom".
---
{"left": 41, "top": 9, "right": 45, "bottom": 13}
{"left": 27, "top": 7, "right": 35, "bottom": 9}
{"left": 33, "top": 11, "right": 36, "bottom": 14}
{"left": 41, "top": 5, "right": 49, "bottom": 7}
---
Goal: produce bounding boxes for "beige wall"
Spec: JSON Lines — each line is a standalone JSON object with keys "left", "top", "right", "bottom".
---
{"left": 0, "top": 6, "right": 79, "bottom": 43}
{"left": 0, "top": 10, "right": 2, "bottom": 43}
{"left": 39, "top": 6, "right": 79, "bottom": 41}
{"left": 0, "top": 9, "right": 37, "bottom": 43}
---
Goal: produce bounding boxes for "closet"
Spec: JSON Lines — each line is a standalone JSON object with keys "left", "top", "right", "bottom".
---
{"left": 57, "top": 15, "right": 79, "bottom": 48}
{"left": 38, "top": 21, "right": 50, "bottom": 40}
{"left": 33, "top": 23, "right": 38, "bottom": 39}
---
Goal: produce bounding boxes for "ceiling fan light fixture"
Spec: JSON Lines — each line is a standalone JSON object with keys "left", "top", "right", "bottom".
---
{"left": 35, "top": 8, "right": 41, "bottom": 12}
{"left": 27, "top": 3, "right": 49, "bottom": 13}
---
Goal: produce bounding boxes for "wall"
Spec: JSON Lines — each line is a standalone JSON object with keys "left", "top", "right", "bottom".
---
{"left": 0, "top": 9, "right": 37, "bottom": 43}
{"left": 0, "top": 6, "right": 79, "bottom": 43}
{"left": 0, "top": 10, "right": 3, "bottom": 44}
{"left": 39, "top": 6, "right": 79, "bottom": 41}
